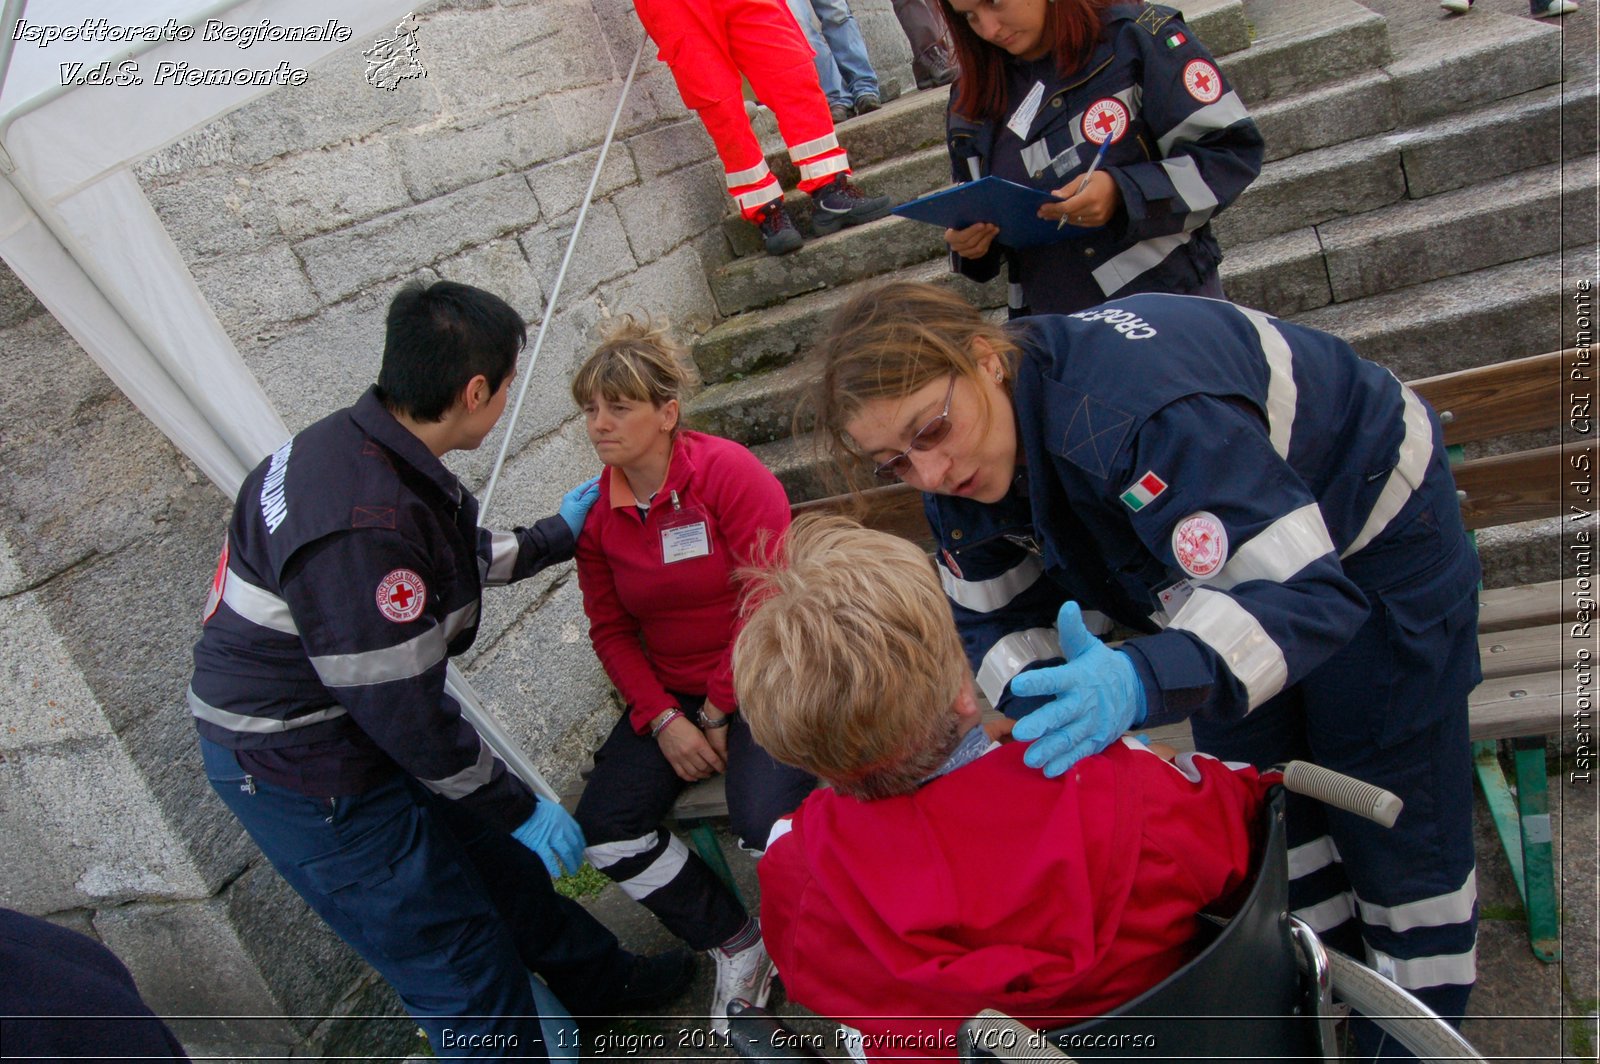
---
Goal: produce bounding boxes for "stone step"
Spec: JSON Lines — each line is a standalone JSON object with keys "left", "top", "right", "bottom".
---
{"left": 1227, "top": 0, "right": 1390, "bottom": 105}
{"left": 1221, "top": 153, "right": 1595, "bottom": 315}
{"left": 717, "top": 247, "right": 1589, "bottom": 503}
{"left": 692, "top": 259, "right": 1003, "bottom": 385}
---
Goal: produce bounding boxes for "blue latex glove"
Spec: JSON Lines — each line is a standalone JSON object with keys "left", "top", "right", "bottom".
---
{"left": 558, "top": 476, "right": 601, "bottom": 538}
{"left": 512, "top": 800, "right": 587, "bottom": 878}
{"left": 1009, "top": 601, "right": 1146, "bottom": 777}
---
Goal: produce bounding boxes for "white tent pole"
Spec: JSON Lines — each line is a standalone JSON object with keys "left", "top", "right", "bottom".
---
{"left": 0, "top": 1, "right": 27, "bottom": 133}
{"left": 479, "top": 33, "right": 648, "bottom": 519}
{"left": 459, "top": 34, "right": 647, "bottom": 805}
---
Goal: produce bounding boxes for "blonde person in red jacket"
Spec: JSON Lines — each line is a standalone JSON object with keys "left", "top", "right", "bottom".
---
{"left": 733, "top": 516, "right": 1270, "bottom": 1058}
{"left": 570, "top": 317, "right": 814, "bottom": 1035}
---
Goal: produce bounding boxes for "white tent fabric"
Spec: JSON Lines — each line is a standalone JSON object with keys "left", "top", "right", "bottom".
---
{"left": 0, "top": 0, "right": 561, "bottom": 801}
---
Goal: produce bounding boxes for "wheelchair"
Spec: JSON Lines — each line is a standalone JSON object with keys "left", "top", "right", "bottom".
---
{"left": 729, "top": 762, "right": 1486, "bottom": 1064}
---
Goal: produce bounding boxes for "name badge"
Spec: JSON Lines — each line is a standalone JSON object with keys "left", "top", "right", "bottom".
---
{"left": 1006, "top": 81, "right": 1045, "bottom": 139}
{"left": 1152, "top": 578, "right": 1195, "bottom": 628}
{"left": 657, "top": 490, "right": 713, "bottom": 564}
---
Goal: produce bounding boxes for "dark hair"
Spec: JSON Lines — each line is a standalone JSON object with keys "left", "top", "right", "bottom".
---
{"left": 941, "top": 0, "right": 1119, "bottom": 123}
{"left": 376, "top": 280, "right": 526, "bottom": 421}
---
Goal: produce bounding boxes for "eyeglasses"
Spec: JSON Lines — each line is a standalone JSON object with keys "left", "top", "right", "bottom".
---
{"left": 872, "top": 375, "right": 958, "bottom": 482}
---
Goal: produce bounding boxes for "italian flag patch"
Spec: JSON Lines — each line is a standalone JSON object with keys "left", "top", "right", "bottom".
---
{"left": 1121, "top": 471, "right": 1168, "bottom": 511}
{"left": 1166, "top": 31, "right": 1187, "bottom": 48}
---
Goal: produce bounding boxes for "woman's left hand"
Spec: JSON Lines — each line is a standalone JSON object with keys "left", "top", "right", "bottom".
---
{"left": 700, "top": 700, "right": 730, "bottom": 761}
{"left": 1038, "top": 170, "right": 1121, "bottom": 229}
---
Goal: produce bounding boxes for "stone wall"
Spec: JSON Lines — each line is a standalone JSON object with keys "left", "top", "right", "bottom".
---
{"left": 0, "top": 0, "right": 912, "bottom": 1058}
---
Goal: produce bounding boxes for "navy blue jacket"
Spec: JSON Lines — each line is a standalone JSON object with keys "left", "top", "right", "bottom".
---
{"left": 947, "top": 4, "right": 1262, "bottom": 315}
{"left": 190, "top": 388, "right": 572, "bottom": 831}
{"left": 927, "top": 295, "right": 1477, "bottom": 726}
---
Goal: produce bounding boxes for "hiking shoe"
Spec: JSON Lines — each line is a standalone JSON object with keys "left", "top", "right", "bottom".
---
{"left": 754, "top": 200, "right": 804, "bottom": 256}
{"left": 709, "top": 938, "right": 775, "bottom": 1037}
{"left": 829, "top": 101, "right": 852, "bottom": 124}
{"left": 607, "top": 948, "right": 697, "bottom": 1013}
{"left": 809, "top": 175, "right": 892, "bottom": 236}
{"left": 1533, "top": 0, "right": 1576, "bottom": 14}
{"left": 1439, "top": 0, "right": 1472, "bottom": 11}
{"left": 852, "top": 92, "right": 881, "bottom": 115}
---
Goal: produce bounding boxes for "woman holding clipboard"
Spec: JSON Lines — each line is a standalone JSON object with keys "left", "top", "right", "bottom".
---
{"left": 938, "top": 0, "right": 1263, "bottom": 316}
{"left": 567, "top": 317, "right": 814, "bottom": 1035}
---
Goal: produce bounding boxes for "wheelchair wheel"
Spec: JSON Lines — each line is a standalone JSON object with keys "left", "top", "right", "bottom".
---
{"left": 1325, "top": 949, "right": 1487, "bottom": 1063}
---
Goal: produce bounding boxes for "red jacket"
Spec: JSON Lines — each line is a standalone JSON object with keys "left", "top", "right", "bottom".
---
{"left": 576, "top": 431, "right": 790, "bottom": 733}
{"left": 758, "top": 740, "right": 1267, "bottom": 1060}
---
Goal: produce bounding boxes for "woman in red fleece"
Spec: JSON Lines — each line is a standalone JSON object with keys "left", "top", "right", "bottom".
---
{"left": 734, "top": 516, "right": 1269, "bottom": 1059}
{"left": 569, "top": 316, "right": 814, "bottom": 1034}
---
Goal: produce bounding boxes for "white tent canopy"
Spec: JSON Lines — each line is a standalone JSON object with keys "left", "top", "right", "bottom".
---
{"left": 0, "top": 0, "right": 564, "bottom": 799}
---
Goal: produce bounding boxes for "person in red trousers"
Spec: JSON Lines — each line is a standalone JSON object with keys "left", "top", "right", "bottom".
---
{"left": 634, "top": 0, "right": 893, "bottom": 255}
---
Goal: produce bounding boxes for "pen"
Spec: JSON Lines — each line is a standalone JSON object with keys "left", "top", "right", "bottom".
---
{"left": 1058, "top": 138, "right": 1111, "bottom": 230}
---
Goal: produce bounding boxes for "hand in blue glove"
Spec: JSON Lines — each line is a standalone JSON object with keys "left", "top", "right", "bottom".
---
{"left": 512, "top": 800, "right": 587, "bottom": 878}
{"left": 1009, "top": 601, "right": 1146, "bottom": 778}
{"left": 558, "top": 475, "right": 601, "bottom": 538}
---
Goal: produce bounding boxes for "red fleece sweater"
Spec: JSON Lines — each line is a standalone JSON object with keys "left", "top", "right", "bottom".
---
{"left": 759, "top": 740, "right": 1267, "bottom": 1060}
{"left": 575, "top": 431, "right": 790, "bottom": 733}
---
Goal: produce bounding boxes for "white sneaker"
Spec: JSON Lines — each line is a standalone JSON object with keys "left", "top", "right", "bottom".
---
{"left": 709, "top": 938, "right": 775, "bottom": 1036}
{"left": 1440, "top": 0, "right": 1473, "bottom": 12}
{"left": 1534, "top": 0, "right": 1577, "bottom": 15}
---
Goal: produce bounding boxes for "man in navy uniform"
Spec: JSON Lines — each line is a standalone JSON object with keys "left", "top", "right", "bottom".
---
{"left": 189, "top": 280, "right": 691, "bottom": 1058}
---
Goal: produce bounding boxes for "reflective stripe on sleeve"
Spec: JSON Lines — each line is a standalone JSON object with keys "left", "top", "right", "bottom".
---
{"left": 1156, "top": 91, "right": 1253, "bottom": 155}
{"left": 1365, "top": 945, "right": 1477, "bottom": 989}
{"left": 1356, "top": 870, "right": 1478, "bottom": 933}
{"left": 221, "top": 570, "right": 298, "bottom": 634}
{"left": 1092, "top": 232, "right": 1190, "bottom": 294}
{"left": 483, "top": 531, "right": 518, "bottom": 586}
{"left": 1208, "top": 504, "right": 1335, "bottom": 591}
{"left": 1168, "top": 588, "right": 1288, "bottom": 710}
{"left": 940, "top": 555, "right": 1044, "bottom": 612}
{"left": 1342, "top": 381, "right": 1434, "bottom": 558}
{"left": 418, "top": 733, "right": 499, "bottom": 800}
{"left": 309, "top": 602, "right": 478, "bottom": 688}
{"left": 725, "top": 159, "right": 772, "bottom": 189}
{"left": 976, "top": 627, "right": 1060, "bottom": 706}
{"left": 787, "top": 132, "right": 840, "bottom": 162}
{"left": 798, "top": 154, "right": 850, "bottom": 184}
{"left": 1235, "top": 306, "right": 1296, "bottom": 458}
{"left": 187, "top": 686, "right": 348, "bottom": 733}
{"left": 1160, "top": 155, "right": 1218, "bottom": 229}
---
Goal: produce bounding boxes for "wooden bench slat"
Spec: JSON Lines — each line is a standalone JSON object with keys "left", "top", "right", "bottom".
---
{"left": 1456, "top": 440, "right": 1595, "bottom": 529}
{"left": 1478, "top": 623, "right": 1568, "bottom": 680}
{"left": 1477, "top": 580, "right": 1577, "bottom": 633}
{"left": 1466, "top": 671, "right": 1568, "bottom": 742}
{"left": 1409, "top": 349, "right": 1571, "bottom": 445}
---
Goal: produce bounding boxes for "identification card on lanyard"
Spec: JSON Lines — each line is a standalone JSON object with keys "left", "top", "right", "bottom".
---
{"left": 658, "top": 490, "right": 712, "bottom": 564}
{"left": 1006, "top": 81, "right": 1046, "bottom": 139}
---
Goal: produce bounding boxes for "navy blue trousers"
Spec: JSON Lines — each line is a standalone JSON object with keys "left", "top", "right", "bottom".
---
{"left": 201, "top": 737, "right": 631, "bottom": 1059}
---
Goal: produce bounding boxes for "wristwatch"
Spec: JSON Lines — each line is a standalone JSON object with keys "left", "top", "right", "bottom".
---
{"left": 696, "top": 708, "right": 730, "bottom": 730}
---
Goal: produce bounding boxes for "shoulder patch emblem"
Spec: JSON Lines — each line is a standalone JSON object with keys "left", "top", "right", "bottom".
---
{"left": 1182, "top": 59, "right": 1223, "bottom": 104}
{"left": 1172, "top": 511, "right": 1229, "bottom": 580}
{"left": 376, "top": 569, "right": 427, "bottom": 623}
{"left": 1120, "top": 471, "right": 1167, "bottom": 512}
{"left": 1081, "top": 97, "right": 1130, "bottom": 145}
{"left": 1135, "top": 6, "right": 1174, "bottom": 35}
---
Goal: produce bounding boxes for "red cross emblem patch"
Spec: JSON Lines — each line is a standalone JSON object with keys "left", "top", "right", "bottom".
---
{"left": 1172, "top": 512, "right": 1229, "bottom": 580}
{"left": 376, "top": 568, "right": 427, "bottom": 623}
{"left": 1081, "top": 97, "right": 1130, "bottom": 145}
{"left": 1182, "top": 59, "right": 1222, "bottom": 104}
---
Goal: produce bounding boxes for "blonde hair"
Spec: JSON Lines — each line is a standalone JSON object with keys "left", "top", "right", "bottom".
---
{"left": 733, "top": 515, "right": 968, "bottom": 799}
{"left": 570, "top": 314, "right": 692, "bottom": 410}
{"left": 804, "top": 281, "right": 1020, "bottom": 492}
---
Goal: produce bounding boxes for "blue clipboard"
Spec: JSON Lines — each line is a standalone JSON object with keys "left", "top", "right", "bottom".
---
{"left": 892, "top": 176, "right": 1091, "bottom": 248}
